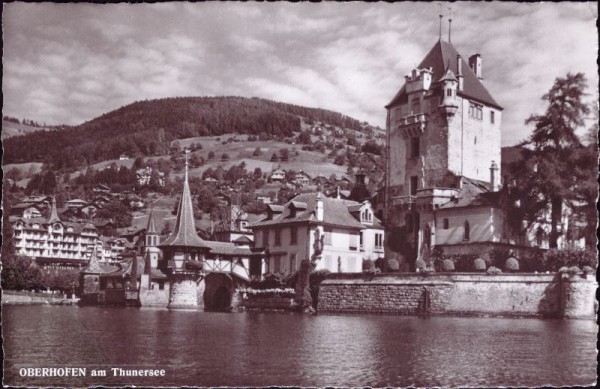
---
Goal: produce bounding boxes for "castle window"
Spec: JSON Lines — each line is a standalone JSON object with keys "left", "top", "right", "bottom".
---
{"left": 410, "top": 137, "right": 420, "bottom": 158}
{"left": 469, "top": 102, "right": 483, "bottom": 120}
{"left": 411, "top": 99, "right": 421, "bottom": 114}
{"left": 446, "top": 89, "right": 452, "bottom": 97}
{"left": 443, "top": 218, "right": 449, "bottom": 229}
{"left": 410, "top": 176, "right": 418, "bottom": 196}
{"left": 262, "top": 230, "right": 269, "bottom": 247}
{"left": 490, "top": 111, "right": 495, "bottom": 124}
{"left": 290, "top": 226, "right": 297, "bottom": 245}
{"left": 464, "top": 220, "right": 470, "bottom": 241}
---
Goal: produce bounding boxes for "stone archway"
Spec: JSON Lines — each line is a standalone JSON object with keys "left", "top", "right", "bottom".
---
{"left": 203, "top": 273, "right": 234, "bottom": 311}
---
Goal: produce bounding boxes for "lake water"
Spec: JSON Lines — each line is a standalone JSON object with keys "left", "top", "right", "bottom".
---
{"left": 2, "top": 305, "right": 597, "bottom": 387}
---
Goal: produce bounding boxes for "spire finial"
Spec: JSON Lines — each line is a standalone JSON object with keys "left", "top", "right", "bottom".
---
{"left": 438, "top": 3, "right": 444, "bottom": 41}
{"left": 448, "top": 6, "right": 453, "bottom": 43}
{"left": 184, "top": 147, "right": 190, "bottom": 182}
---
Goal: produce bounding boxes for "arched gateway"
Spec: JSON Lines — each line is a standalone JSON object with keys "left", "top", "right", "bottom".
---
{"left": 156, "top": 151, "right": 263, "bottom": 309}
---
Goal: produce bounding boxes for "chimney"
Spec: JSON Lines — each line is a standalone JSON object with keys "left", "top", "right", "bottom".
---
{"left": 456, "top": 55, "right": 464, "bottom": 91}
{"left": 316, "top": 192, "right": 324, "bottom": 221}
{"left": 469, "top": 54, "right": 483, "bottom": 80}
{"left": 490, "top": 161, "right": 499, "bottom": 191}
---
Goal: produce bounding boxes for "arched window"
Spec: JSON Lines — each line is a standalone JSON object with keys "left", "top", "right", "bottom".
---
{"left": 464, "top": 220, "right": 470, "bottom": 241}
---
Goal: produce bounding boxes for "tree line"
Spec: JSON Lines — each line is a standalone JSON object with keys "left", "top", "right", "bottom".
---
{"left": 3, "top": 96, "right": 370, "bottom": 171}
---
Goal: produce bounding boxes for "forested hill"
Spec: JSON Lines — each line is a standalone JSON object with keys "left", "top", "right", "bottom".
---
{"left": 3, "top": 96, "right": 369, "bottom": 169}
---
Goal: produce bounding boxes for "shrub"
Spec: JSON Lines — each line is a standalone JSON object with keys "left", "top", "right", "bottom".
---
{"left": 415, "top": 259, "right": 426, "bottom": 271}
{"left": 543, "top": 247, "right": 597, "bottom": 271}
{"left": 568, "top": 266, "right": 582, "bottom": 274}
{"left": 505, "top": 257, "right": 519, "bottom": 272}
{"left": 453, "top": 254, "right": 478, "bottom": 272}
{"left": 386, "top": 258, "right": 400, "bottom": 272}
{"left": 582, "top": 265, "right": 595, "bottom": 274}
{"left": 473, "top": 258, "right": 487, "bottom": 272}
{"left": 442, "top": 259, "right": 455, "bottom": 272}
{"left": 558, "top": 266, "right": 570, "bottom": 273}
{"left": 488, "top": 247, "right": 510, "bottom": 269}
{"left": 487, "top": 266, "right": 502, "bottom": 275}
{"left": 362, "top": 259, "right": 375, "bottom": 272}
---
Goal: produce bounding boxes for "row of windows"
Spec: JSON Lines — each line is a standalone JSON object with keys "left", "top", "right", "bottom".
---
{"left": 469, "top": 102, "right": 496, "bottom": 124}
{"left": 270, "top": 253, "right": 297, "bottom": 274}
{"left": 262, "top": 226, "right": 298, "bottom": 247}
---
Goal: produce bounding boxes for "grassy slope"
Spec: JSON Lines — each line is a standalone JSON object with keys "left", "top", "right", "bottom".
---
{"left": 1, "top": 120, "right": 52, "bottom": 139}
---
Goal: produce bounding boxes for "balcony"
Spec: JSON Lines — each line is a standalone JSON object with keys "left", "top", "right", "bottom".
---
{"left": 395, "top": 113, "right": 427, "bottom": 138}
{"left": 391, "top": 195, "right": 416, "bottom": 207}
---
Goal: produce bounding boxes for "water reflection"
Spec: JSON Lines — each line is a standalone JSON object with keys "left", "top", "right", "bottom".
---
{"left": 2, "top": 306, "right": 597, "bottom": 387}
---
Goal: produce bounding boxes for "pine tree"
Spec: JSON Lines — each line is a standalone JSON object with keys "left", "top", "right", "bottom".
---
{"left": 515, "top": 73, "right": 591, "bottom": 248}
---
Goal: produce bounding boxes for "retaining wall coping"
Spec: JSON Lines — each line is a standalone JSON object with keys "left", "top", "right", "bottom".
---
{"left": 321, "top": 279, "right": 454, "bottom": 287}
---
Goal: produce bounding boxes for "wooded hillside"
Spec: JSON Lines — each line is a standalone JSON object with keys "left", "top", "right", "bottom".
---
{"left": 3, "top": 96, "right": 368, "bottom": 169}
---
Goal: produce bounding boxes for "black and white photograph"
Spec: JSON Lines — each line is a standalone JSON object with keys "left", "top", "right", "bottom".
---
{"left": 1, "top": 2, "right": 598, "bottom": 387}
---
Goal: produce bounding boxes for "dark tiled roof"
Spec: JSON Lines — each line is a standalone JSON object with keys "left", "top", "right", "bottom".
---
{"left": 252, "top": 193, "right": 365, "bottom": 230}
{"left": 386, "top": 40, "right": 502, "bottom": 109}
{"left": 438, "top": 177, "right": 497, "bottom": 209}
{"left": 146, "top": 209, "right": 157, "bottom": 234}
{"left": 159, "top": 168, "right": 208, "bottom": 249}
{"left": 83, "top": 248, "right": 104, "bottom": 274}
{"left": 205, "top": 241, "right": 253, "bottom": 256}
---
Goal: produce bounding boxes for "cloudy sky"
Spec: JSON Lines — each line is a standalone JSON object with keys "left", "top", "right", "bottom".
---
{"left": 3, "top": 2, "right": 597, "bottom": 146}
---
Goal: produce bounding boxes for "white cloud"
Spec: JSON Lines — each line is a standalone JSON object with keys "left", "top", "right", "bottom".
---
{"left": 1, "top": 2, "right": 597, "bottom": 144}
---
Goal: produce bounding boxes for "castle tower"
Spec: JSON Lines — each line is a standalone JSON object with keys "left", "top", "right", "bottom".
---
{"left": 158, "top": 150, "right": 208, "bottom": 309}
{"left": 384, "top": 37, "right": 503, "bottom": 269}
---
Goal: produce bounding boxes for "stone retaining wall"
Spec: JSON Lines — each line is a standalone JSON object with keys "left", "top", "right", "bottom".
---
{"left": 139, "top": 288, "right": 169, "bottom": 308}
{"left": 239, "top": 293, "right": 295, "bottom": 311}
{"left": 318, "top": 273, "right": 596, "bottom": 319}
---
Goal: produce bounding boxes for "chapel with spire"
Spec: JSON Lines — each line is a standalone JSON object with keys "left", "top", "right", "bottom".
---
{"left": 384, "top": 14, "right": 507, "bottom": 270}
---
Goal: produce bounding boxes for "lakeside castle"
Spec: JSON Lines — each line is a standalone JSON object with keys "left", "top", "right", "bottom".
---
{"left": 382, "top": 36, "right": 543, "bottom": 270}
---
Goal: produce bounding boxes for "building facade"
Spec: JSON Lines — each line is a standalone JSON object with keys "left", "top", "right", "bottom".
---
{"left": 12, "top": 197, "right": 122, "bottom": 267}
{"left": 384, "top": 37, "right": 506, "bottom": 269}
{"left": 251, "top": 193, "right": 385, "bottom": 274}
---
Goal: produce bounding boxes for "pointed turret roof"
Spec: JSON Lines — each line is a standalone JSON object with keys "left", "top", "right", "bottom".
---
{"left": 146, "top": 208, "right": 157, "bottom": 234}
{"left": 159, "top": 155, "right": 208, "bottom": 248}
{"left": 386, "top": 39, "right": 502, "bottom": 109}
{"left": 84, "top": 247, "right": 103, "bottom": 274}
{"left": 47, "top": 196, "right": 61, "bottom": 224}
{"left": 439, "top": 67, "right": 458, "bottom": 82}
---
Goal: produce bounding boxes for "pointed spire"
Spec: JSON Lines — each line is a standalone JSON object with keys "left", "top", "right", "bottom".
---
{"left": 159, "top": 148, "right": 207, "bottom": 248}
{"left": 438, "top": 3, "right": 444, "bottom": 41}
{"left": 146, "top": 208, "right": 157, "bottom": 234}
{"left": 447, "top": 6, "right": 453, "bottom": 43}
{"left": 47, "top": 196, "right": 61, "bottom": 224}
{"left": 84, "top": 246, "right": 103, "bottom": 273}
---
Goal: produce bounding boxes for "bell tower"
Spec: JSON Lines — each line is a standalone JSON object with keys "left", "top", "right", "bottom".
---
{"left": 158, "top": 149, "right": 208, "bottom": 309}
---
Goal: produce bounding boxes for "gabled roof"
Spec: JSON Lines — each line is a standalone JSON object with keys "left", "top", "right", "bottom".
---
{"left": 252, "top": 192, "right": 365, "bottom": 230}
{"left": 159, "top": 165, "right": 208, "bottom": 248}
{"left": 386, "top": 39, "right": 502, "bottom": 110}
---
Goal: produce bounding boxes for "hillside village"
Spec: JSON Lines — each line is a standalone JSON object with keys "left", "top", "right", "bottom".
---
{"left": 1, "top": 43, "right": 596, "bottom": 302}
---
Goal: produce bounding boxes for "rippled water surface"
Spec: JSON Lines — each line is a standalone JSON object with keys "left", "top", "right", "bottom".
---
{"left": 3, "top": 305, "right": 597, "bottom": 387}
